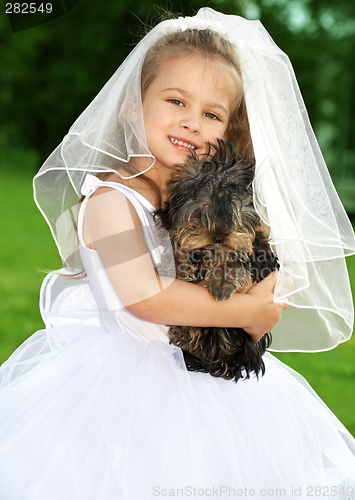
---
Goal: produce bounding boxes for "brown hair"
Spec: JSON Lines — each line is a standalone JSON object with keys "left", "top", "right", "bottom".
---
{"left": 96, "top": 28, "right": 254, "bottom": 210}
{"left": 73, "top": 27, "right": 253, "bottom": 278}
{"left": 141, "top": 28, "right": 253, "bottom": 159}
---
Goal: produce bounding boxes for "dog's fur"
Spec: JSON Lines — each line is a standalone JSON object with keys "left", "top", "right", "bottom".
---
{"left": 154, "top": 140, "right": 278, "bottom": 382}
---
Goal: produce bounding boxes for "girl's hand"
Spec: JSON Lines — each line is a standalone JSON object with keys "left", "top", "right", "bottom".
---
{"left": 83, "top": 188, "right": 288, "bottom": 334}
{"left": 196, "top": 272, "right": 288, "bottom": 343}
{"left": 243, "top": 271, "right": 289, "bottom": 343}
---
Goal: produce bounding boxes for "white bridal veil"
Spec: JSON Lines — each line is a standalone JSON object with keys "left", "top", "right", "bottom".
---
{"left": 33, "top": 8, "right": 355, "bottom": 352}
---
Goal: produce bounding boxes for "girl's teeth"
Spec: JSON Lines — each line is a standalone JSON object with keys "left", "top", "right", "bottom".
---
{"left": 169, "top": 137, "right": 196, "bottom": 150}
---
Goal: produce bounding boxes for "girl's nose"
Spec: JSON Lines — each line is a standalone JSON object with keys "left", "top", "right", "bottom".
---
{"left": 180, "top": 113, "right": 201, "bottom": 134}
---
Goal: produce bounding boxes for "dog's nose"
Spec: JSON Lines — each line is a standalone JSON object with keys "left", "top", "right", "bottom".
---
{"left": 214, "top": 236, "right": 224, "bottom": 243}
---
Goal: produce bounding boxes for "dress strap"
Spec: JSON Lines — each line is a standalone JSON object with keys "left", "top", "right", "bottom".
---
{"left": 78, "top": 174, "right": 166, "bottom": 266}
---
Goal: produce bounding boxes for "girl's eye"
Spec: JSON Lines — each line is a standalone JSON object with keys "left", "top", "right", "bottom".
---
{"left": 204, "top": 112, "right": 220, "bottom": 121}
{"left": 168, "top": 99, "right": 184, "bottom": 106}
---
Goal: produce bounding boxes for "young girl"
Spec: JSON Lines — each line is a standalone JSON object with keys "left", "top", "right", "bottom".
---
{"left": 1, "top": 8, "right": 355, "bottom": 499}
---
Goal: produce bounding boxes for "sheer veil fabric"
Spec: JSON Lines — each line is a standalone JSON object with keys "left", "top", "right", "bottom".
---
{"left": 1, "top": 10, "right": 355, "bottom": 498}
{"left": 33, "top": 8, "right": 355, "bottom": 351}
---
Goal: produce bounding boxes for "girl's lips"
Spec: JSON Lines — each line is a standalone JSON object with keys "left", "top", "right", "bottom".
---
{"left": 168, "top": 136, "right": 198, "bottom": 152}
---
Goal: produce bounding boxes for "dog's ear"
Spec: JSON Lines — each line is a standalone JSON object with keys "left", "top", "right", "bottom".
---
{"left": 164, "top": 157, "right": 202, "bottom": 216}
{"left": 232, "top": 157, "right": 255, "bottom": 191}
{"left": 210, "top": 140, "right": 255, "bottom": 192}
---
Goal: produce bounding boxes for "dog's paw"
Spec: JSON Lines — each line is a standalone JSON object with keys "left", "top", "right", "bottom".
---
{"left": 208, "top": 280, "right": 236, "bottom": 301}
{"left": 155, "top": 256, "right": 176, "bottom": 278}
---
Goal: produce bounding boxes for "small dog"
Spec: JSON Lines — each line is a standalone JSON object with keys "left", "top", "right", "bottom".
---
{"left": 154, "top": 140, "right": 278, "bottom": 382}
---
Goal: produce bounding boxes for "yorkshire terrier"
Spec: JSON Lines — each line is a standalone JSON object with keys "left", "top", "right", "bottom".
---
{"left": 154, "top": 140, "right": 278, "bottom": 383}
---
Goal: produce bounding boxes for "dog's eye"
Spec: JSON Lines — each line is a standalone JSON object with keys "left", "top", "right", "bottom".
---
{"left": 191, "top": 250, "right": 204, "bottom": 261}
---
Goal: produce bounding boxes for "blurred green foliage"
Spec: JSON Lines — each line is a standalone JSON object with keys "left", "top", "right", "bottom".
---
{"left": 0, "top": 0, "right": 355, "bottom": 210}
{"left": 0, "top": 154, "right": 61, "bottom": 360}
{"left": 0, "top": 159, "right": 354, "bottom": 436}
{"left": 0, "top": 0, "right": 354, "bottom": 436}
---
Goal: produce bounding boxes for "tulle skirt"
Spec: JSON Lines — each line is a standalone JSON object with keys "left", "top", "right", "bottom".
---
{"left": 0, "top": 320, "right": 355, "bottom": 500}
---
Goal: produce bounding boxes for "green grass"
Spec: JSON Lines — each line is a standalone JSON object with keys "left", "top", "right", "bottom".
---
{"left": 0, "top": 154, "right": 61, "bottom": 361}
{"left": 273, "top": 242, "right": 355, "bottom": 436}
{"left": 0, "top": 150, "right": 355, "bottom": 437}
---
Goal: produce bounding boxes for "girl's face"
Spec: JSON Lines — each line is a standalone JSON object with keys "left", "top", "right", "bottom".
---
{"left": 142, "top": 54, "right": 238, "bottom": 173}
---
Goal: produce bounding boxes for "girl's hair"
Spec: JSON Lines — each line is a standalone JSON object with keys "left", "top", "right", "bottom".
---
{"left": 141, "top": 29, "right": 253, "bottom": 158}
{"left": 97, "top": 28, "right": 253, "bottom": 210}
{"left": 74, "top": 27, "right": 253, "bottom": 277}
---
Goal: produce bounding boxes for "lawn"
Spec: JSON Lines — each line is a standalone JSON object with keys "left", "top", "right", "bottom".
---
{"left": 0, "top": 151, "right": 355, "bottom": 436}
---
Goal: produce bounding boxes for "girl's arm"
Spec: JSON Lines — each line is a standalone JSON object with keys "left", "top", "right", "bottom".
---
{"left": 83, "top": 187, "right": 287, "bottom": 341}
{"left": 126, "top": 273, "right": 283, "bottom": 342}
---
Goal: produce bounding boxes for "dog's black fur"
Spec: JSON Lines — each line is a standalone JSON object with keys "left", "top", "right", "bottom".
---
{"left": 154, "top": 140, "right": 278, "bottom": 382}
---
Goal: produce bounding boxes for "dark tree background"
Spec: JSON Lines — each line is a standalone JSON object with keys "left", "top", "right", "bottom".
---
{"left": 1, "top": 0, "right": 354, "bottom": 211}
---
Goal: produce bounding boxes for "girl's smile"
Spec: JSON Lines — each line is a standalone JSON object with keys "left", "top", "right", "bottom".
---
{"left": 168, "top": 136, "right": 197, "bottom": 151}
{"left": 142, "top": 54, "right": 238, "bottom": 175}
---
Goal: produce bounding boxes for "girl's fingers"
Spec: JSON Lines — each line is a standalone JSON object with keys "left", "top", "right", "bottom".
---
{"left": 265, "top": 270, "right": 278, "bottom": 293}
{"left": 280, "top": 299, "right": 290, "bottom": 310}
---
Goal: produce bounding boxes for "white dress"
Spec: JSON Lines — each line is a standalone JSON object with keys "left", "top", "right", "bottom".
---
{"left": 0, "top": 174, "right": 354, "bottom": 500}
